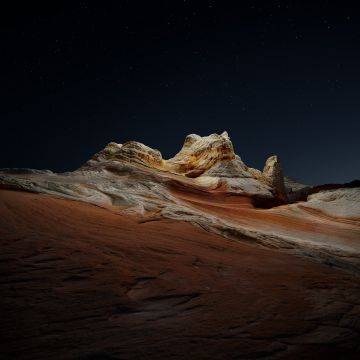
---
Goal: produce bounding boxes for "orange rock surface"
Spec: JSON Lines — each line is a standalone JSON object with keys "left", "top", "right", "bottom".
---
{"left": 1, "top": 190, "right": 360, "bottom": 359}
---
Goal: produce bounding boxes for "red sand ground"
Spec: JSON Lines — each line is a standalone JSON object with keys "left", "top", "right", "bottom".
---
{"left": 1, "top": 190, "right": 360, "bottom": 360}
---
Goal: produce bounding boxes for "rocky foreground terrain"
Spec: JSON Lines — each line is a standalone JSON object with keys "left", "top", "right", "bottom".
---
{"left": 1, "top": 132, "right": 360, "bottom": 359}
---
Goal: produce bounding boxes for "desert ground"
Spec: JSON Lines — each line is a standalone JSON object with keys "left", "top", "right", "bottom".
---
{"left": 1, "top": 189, "right": 360, "bottom": 360}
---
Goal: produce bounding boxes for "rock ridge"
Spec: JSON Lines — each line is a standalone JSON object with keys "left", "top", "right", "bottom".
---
{"left": 87, "top": 131, "right": 287, "bottom": 200}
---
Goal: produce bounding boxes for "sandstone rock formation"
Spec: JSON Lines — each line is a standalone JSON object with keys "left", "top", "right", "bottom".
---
{"left": 303, "top": 187, "right": 360, "bottom": 218}
{"left": 84, "top": 132, "right": 287, "bottom": 202}
{"left": 2, "top": 189, "right": 360, "bottom": 360}
{"left": 1, "top": 131, "right": 360, "bottom": 359}
{"left": 91, "top": 141, "right": 163, "bottom": 168}
{"left": 165, "top": 131, "right": 235, "bottom": 177}
{"left": 284, "top": 176, "right": 312, "bottom": 202}
{"left": 89, "top": 132, "right": 238, "bottom": 178}
{"left": 262, "top": 155, "right": 287, "bottom": 200}
{"left": 1, "top": 131, "right": 359, "bottom": 270}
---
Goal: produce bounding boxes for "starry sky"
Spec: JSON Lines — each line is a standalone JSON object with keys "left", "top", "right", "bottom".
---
{"left": 2, "top": 1, "right": 360, "bottom": 184}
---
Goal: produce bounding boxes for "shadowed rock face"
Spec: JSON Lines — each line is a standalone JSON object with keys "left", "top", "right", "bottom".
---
{"left": 262, "top": 155, "right": 287, "bottom": 200}
{"left": 0, "top": 132, "right": 360, "bottom": 359}
{"left": 284, "top": 176, "right": 312, "bottom": 202}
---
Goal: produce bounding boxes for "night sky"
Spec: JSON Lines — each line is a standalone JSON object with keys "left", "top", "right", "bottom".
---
{"left": 2, "top": 1, "right": 360, "bottom": 185}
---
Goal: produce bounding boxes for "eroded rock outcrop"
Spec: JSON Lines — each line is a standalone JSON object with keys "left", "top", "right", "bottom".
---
{"left": 202, "top": 155, "right": 251, "bottom": 178}
{"left": 91, "top": 141, "right": 163, "bottom": 168}
{"left": 166, "top": 131, "right": 236, "bottom": 177}
{"left": 262, "top": 155, "right": 287, "bottom": 200}
{"left": 0, "top": 131, "right": 359, "bottom": 276}
{"left": 303, "top": 188, "right": 360, "bottom": 218}
{"left": 91, "top": 142, "right": 123, "bottom": 162}
{"left": 84, "top": 132, "right": 284, "bottom": 201}
{"left": 1, "top": 132, "right": 286, "bottom": 203}
{"left": 284, "top": 176, "right": 312, "bottom": 202}
{"left": 1, "top": 132, "right": 360, "bottom": 360}
{"left": 89, "top": 132, "right": 242, "bottom": 178}
{"left": 7, "top": 132, "right": 360, "bottom": 220}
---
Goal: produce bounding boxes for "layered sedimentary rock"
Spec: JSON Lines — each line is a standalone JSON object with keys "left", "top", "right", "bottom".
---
{"left": 1, "top": 131, "right": 359, "bottom": 271}
{"left": 165, "top": 131, "right": 236, "bottom": 177}
{"left": 2, "top": 189, "right": 360, "bottom": 360}
{"left": 303, "top": 187, "right": 360, "bottom": 218}
{"left": 91, "top": 141, "right": 163, "bottom": 168}
{"left": 85, "top": 131, "right": 281, "bottom": 200}
{"left": 262, "top": 155, "right": 287, "bottom": 200}
{"left": 1, "top": 131, "right": 360, "bottom": 359}
{"left": 89, "top": 131, "right": 241, "bottom": 178}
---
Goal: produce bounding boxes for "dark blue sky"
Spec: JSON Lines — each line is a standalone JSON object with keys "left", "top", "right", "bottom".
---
{"left": 1, "top": 1, "right": 359, "bottom": 185}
